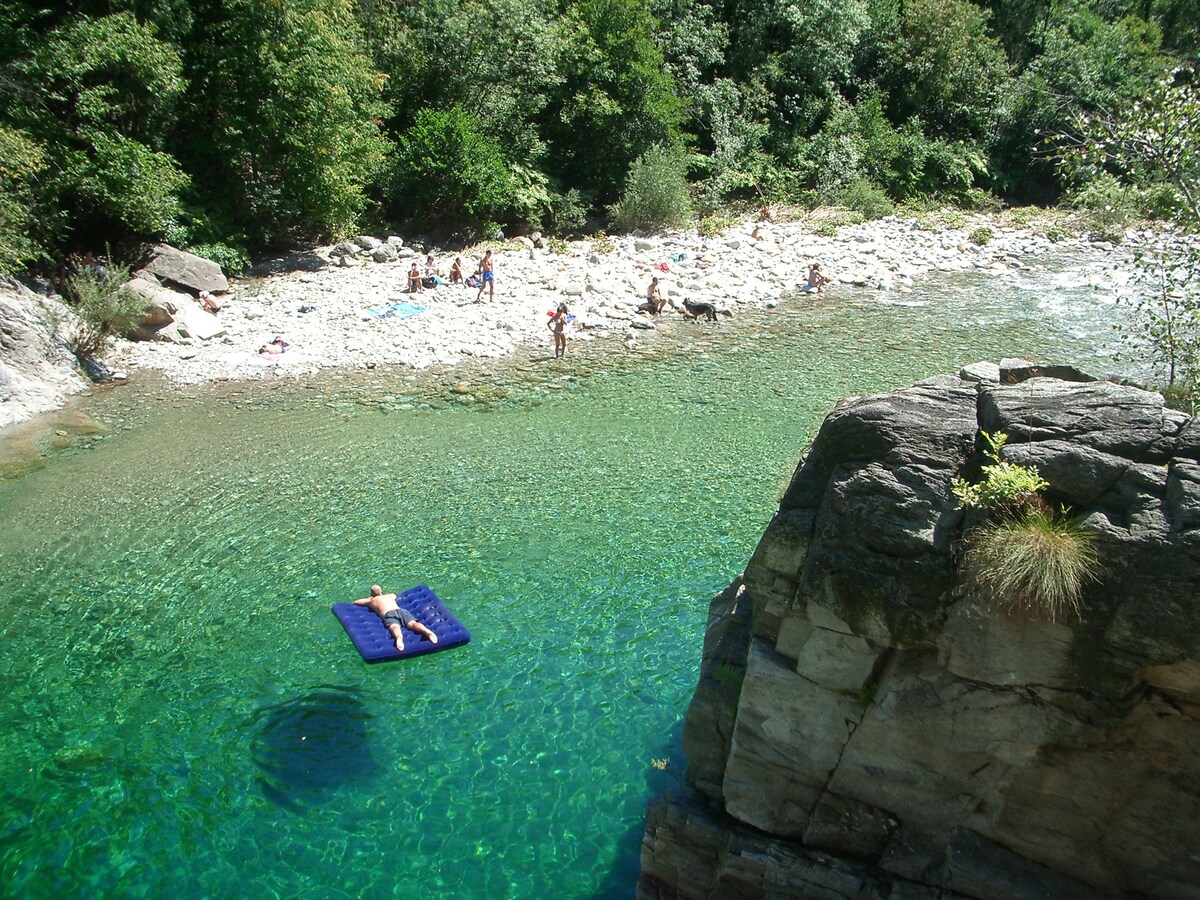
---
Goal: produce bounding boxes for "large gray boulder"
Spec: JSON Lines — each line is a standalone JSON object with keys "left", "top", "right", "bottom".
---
{"left": 0, "top": 278, "right": 87, "bottom": 428}
{"left": 124, "top": 278, "right": 225, "bottom": 343}
{"left": 642, "top": 364, "right": 1200, "bottom": 899}
{"left": 137, "top": 244, "right": 228, "bottom": 294}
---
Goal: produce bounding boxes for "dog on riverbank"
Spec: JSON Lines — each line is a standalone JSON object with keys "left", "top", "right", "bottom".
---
{"left": 680, "top": 299, "right": 734, "bottom": 322}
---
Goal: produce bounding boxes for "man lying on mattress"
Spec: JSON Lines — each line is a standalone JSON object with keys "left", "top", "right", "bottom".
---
{"left": 354, "top": 585, "right": 439, "bottom": 651}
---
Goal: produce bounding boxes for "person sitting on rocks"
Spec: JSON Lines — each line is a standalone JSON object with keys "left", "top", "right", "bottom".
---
{"left": 804, "top": 263, "right": 831, "bottom": 293}
{"left": 407, "top": 262, "right": 423, "bottom": 293}
{"left": 643, "top": 276, "right": 666, "bottom": 314}
{"left": 450, "top": 256, "right": 465, "bottom": 285}
{"left": 199, "top": 290, "right": 221, "bottom": 314}
{"left": 424, "top": 253, "right": 442, "bottom": 288}
{"left": 259, "top": 337, "right": 288, "bottom": 355}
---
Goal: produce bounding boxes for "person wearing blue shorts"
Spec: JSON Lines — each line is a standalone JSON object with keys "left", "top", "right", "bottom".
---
{"left": 353, "top": 585, "right": 439, "bottom": 651}
{"left": 476, "top": 249, "right": 495, "bottom": 302}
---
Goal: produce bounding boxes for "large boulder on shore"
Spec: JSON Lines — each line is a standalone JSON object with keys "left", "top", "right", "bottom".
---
{"left": 0, "top": 279, "right": 88, "bottom": 428}
{"left": 640, "top": 364, "right": 1200, "bottom": 900}
{"left": 124, "top": 278, "right": 225, "bottom": 343}
{"left": 137, "top": 244, "right": 228, "bottom": 294}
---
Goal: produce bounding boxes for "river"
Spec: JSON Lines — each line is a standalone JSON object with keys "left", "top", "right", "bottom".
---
{"left": 0, "top": 250, "right": 1133, "bottom": 897}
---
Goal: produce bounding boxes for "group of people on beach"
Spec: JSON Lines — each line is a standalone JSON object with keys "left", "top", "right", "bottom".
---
{"left": 407, "top": 249, "right": 495, "bottom": 302}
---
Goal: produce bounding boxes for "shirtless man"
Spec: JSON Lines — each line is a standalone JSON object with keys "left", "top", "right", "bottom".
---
{"left": 804, "top": 263, "right": 831, "bottom": 293}
{"left": 475, "top": 249, "right": 494, "bottom": 302}
{"left": 354, "top": 585, "right": 439, "bottom": 651}
{"left": 644, "top": 276, "right": 665, "bottom": 314}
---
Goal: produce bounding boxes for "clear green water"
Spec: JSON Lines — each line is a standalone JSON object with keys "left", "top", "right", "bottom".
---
{"left": 0, "top": 255, "right": 1126, "bottom": 897}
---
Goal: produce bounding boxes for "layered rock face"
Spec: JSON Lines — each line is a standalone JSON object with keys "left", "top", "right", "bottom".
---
{"left": 0, "top": 277, "right": 86, "bottom": 428}
{"left": 640, "top": 364, "right": 1200, "bottom": 899}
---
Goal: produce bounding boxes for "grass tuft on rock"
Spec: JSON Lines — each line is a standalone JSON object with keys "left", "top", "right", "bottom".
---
{"left": 961, "top": 509, "right": 1098, "bottom": 623}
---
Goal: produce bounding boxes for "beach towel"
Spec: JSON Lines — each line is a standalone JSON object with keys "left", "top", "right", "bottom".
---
{"left": 367, "top": 301, "right": 426, "bottom": 320}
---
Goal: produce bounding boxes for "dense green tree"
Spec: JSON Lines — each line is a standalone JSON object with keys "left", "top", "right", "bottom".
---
{"left": 391, "top": 106, "right": 517, "bottom": 231}
{"left": 542, "top": 0, "right": 684, "bottom": 201}
{"left": 723, "top": 0, "right": 869, "bottom": 141}
{"left": 5, "top": 11, "right": 187, "bottom": 251}
{"left": 989, "top": 8, "right": 1164, "bottom": 198}
{"left": 0, "top": 125, "right": 45, "bottom": 273}
{"left": 875, "top": 0, "right": 1012, "bottom": 140}
{"left": 179, "top": 0, "right": 390, "bottom": 245}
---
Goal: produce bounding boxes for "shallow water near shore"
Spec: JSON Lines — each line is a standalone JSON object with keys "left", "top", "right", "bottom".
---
{"left": 0, "top": 251, "right": 1130, "bottom": 897}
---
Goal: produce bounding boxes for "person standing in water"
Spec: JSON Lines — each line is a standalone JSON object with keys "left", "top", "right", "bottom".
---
{"left": 548, "top": 303, "right": 568, "bottom": 358}
{"left": 476, "top": 249, "right": 495, "bottom": 302}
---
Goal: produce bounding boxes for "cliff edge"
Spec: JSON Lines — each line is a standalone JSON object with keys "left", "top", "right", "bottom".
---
{"left": 639, "top": 362, "right": 1200, "bottom": 899}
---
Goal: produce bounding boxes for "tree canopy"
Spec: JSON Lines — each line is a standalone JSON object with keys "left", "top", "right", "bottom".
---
{"left": 0, "top": 0, "right": 1193, "bottom": 272}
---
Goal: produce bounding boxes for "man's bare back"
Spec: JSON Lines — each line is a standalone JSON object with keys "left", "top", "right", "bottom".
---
{"left": 353, "top": 585, "right": 438, "bottom": 650}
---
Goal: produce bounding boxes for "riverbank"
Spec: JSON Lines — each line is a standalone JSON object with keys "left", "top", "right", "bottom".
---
{"left": 108, "top": 210, "right": 1115, "bottom": 386}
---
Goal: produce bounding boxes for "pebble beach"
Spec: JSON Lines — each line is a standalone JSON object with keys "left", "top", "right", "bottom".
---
{"left": 109, "top": 211, "right": 1113, "bottom": 385}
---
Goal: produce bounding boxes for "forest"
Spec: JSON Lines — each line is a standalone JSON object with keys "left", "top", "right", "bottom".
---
{"left": 0, "top": 0, "right": 1196, "bottom": 275}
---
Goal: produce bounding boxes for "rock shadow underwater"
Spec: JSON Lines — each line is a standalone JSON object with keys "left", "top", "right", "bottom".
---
{"left": 249, "top": 685, "right": 383, "bottom": 812}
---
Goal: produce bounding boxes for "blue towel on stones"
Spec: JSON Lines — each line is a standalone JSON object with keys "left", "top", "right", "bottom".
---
{"left": 368, "top": 301, "right": 426, "bottom": 319}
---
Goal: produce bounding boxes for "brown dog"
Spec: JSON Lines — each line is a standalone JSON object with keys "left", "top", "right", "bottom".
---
{"left": 681, "top": 299, "right": 734, "bottom": 321}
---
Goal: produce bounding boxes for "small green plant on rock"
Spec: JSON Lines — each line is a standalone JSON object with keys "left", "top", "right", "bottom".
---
{"left": 954, "top": 431, "right": 1098, "bottom": 623}
{"left": 952, "top": 431, "right": 1048, "bottom": 514}
{"left": 968, "top": 226, "right": 993, "bottom": 246}
{"left": 697, "top": 214, "right": 736, "bottom": 238}
{"left": 591, "top": 231, "right": 616, "bottom": 255}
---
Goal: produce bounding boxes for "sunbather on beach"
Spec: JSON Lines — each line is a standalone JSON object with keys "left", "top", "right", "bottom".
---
{"left": 407, "top": 263, "right": 423, "bottom": 292}
{"left": 643, "top": 277, "right": 666, "bottom": 314}
{"left": 353, "top": 585, "right": 439, "bottom": 651}
{"left": 259, "top": 337, "right": 288, "bottom": 354}
{"left": 450, "top": 256, "right": 465, "bottom": 285}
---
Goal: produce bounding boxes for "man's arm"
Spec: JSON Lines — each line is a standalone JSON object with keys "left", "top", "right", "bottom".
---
{"left": 353, "top": 596, "right": 371, "bottom": 606}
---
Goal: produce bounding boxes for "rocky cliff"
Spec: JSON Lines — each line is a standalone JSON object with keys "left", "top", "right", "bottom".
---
{"left": 639, "top": 362, "right": 1200, "bottom": 899}
{"left": 0, "top": 277, "right": 86, "bottom": 429}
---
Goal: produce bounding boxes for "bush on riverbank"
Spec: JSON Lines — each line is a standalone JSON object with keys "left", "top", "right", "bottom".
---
{"left": 63, "top": 262, "right": 146, "bottom": 359}
{"left": 610, "top": 145, "right": 693, "bottom": 232}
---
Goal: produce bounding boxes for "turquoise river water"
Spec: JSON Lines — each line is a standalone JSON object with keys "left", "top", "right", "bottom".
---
{"left": 0, "top": 252, "right": 1132, "bottom": 898}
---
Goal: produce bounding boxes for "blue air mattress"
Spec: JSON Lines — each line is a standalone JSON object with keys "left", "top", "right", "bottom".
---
{"left": 331, "top": 585, "right": 471, "bottom": 663}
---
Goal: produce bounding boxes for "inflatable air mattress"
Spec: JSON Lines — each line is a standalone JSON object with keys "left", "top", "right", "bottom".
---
{"left": 331, "top": 585, "right": 470, "bottom": 663}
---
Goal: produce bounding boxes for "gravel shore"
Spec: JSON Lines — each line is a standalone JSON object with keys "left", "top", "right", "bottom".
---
{"left": 109, "top": 212, "right": 1107, "bottom": 385}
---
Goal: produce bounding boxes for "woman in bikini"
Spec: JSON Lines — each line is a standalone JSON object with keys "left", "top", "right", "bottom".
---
{"left": 548, "top": 303, "right": 568, "bottom": 358}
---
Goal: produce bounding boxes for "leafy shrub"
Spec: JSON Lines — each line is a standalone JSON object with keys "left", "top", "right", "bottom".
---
{"left": 391, "top": 106, "right": 516, "bottom": 230}
{"left": 591, "top": 231, "right": 616, "bottom": 255}
{"left": 961, "top": 509, "right": 1098, "bottom": 623}
{"left": 1066, "top": 172, "right": 1138, "bottom": 241}
{"left": 63, "top": 260, "right": 146, "bottom": 358}
{"left": 610, "top": 144, "right": 693, "bottom": 233}
{"left": 188, "top": 242, "right": 250, "bottom": 276}
{"left": 816, "top": 223, "right": 839, "bottom": 238}
{"left": 697, "top": 215, "right": 736, "bottom": 237}
{"left": 969, "top": 226, "right": 994, "bottom": 245}
{"left": 952, "top": 431, "right": 1048, "bottom": 514}
{"left": 840, "top": 178, "right": 894, "bottom": 219}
